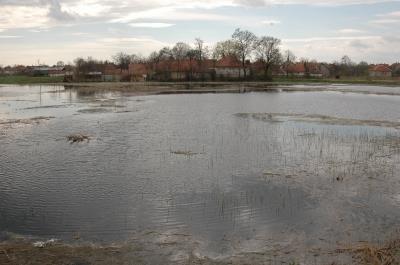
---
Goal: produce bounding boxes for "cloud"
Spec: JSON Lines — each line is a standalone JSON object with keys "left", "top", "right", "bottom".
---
{"left": 337, "top": 28, "right": 365, "bottom": 34}
{"left": 0, "top": 5, "right": 49, "bottom": 29}
{"left": 234, "top": 0, "right": 400, "bottom": 5}
{"left": 110, "top": 7, "right": 230, "bottom": 23}
{"left": 261, "top": 19, "right": 281, "bottom": 26}
{"left": 48, "top": 0, "right": 74, "bottom": 21}
{"left": 129, "top": 23, "right": 175, "bottom": 28}
{"left": 0, "top": 35, "right": 21, "bottom": 38}
{"left": 2, "top": 0, "right": 395, "bottom": 31}
{"left": 0, "top": 36, "right": 170, "bottom": 65}
{"left": 370, "top": 9, "right": 400, "bottom": 24}
{"left": 282, "top": 34, "right": 400, "bottom": 63}
{"left": 283, "top": 36, "right": 379, "bottom": 43}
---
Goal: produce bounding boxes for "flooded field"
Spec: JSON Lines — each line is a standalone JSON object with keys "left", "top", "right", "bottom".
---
{"left": 1, "top": 84, "right": 400, "bottom": 264}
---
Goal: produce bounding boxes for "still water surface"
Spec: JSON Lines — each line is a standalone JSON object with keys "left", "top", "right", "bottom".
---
{"left": 1, "top": 85, "right": 400, "bottom": 260}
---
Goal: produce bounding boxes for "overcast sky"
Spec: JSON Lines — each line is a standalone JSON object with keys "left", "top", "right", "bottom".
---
{"left": 1, "top": 0, "right": 400, "bottom": 65}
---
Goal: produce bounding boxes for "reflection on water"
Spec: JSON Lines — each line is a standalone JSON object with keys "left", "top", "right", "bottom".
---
{"left": 1, "top": 84, "right": 400, "bottom": 262}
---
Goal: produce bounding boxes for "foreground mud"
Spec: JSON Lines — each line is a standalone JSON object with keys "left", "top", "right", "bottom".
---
{"left": 1, "top": 237, "right": 400, "bottom": 265}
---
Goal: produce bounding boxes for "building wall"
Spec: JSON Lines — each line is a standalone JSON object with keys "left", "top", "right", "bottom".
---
{"left": 289, "top": 72, "right": 305, "bottom": 77}
{"left": 369, "top": 71, "right": 392, "bottom": 78}
{"left": 215, "top": 68, "right": 245, "bottom": 79}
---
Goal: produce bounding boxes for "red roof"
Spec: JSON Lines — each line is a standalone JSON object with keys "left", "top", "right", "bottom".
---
{"left": 286, "top": 63, "right": 306, "bottom": 73}
{"left": 154, "top": 59, "right": 215, "bottom": 73}
{"left": 129, "top": 63, "right": 150, "bottom": 75}
{"left": 216, "top": 56, "right": 241, "bottom": 68}
{"left": 370, "top": 64, "right": 392, "bottom": 73}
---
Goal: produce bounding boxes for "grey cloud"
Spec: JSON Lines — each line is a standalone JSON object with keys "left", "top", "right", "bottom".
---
{"left": 349, "top": 40, "right": 370, "bottom": 49}
{"left": 48, "top": 0, "right": 75, "bottom": 21}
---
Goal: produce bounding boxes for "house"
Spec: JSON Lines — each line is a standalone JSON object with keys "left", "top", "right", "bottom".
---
{"left": 286, "top": 63, "right": 306, "bottom": 77}
{"left": 102, "top": 64, "right": 130, "bottom": 81}
{"left": 33, "top": 66, "right": 67, "bottom": 77}
{"left": 307, "top": 63, "right": 330, "bottom": 78}
{"left": 129, "top": 63, "right": 150, "bottom": 81}
{"left": 214, "top": 56, "right": 246, "bottom": 79}
{"left": 150, "top": 59, "right": 215, "bottom": 81}
{"left": 168, "top": 59, "right": 214, "bottom": 81}
{"left": 369, "top": 64, "right": 392, "bottom": 78}
{"left": 285, "top": 62, "right": 330, "bottom": 78}
{"left": 391, "top": 63, "right": 400, "bottom": 77}
{"left": 48, "top": 67, "right": 67, "bottom": 77}
{"left": 85, "top": 71, "right": 103, "bottom": 81}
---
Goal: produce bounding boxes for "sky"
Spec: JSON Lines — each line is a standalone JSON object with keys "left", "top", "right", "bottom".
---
{"left": 1, "top": 0, "right": 400, "bottom": 66}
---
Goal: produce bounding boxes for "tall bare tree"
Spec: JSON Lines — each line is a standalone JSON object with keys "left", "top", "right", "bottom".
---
{"left": 112, "top": 52, "right": 131, "bottom": 69}
{"left": 194, "top": 38, "right": 209, "bottom": 61}
{"left": 283, "top": 50, "right": 296, "bottom": 76}
{"left": 253, "top": 36, "right": 282, "bottom": 77}
{"left": 172, "top": 42, "right": 191, "bottom": 60}
{"left": 212, "top": 40, "right": 239, "bottom": 60}
{"left": 171, "top": 42, "right": 191, "bottom": 79}
{"left": 232, "top": 28, "right": 256, "bottom": 78}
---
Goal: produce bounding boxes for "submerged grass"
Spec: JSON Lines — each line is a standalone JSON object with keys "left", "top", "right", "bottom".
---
{"left": 337, "top": 240, "right": 400, "bottom": 265}
{"left": 66, "top": 133, "right": 90, "bottom": 143}
{"left": 235, "top": 113, "right": 400, "bottom": 130}
{"left": 171, "top": 150, "right": 200, "bottom": 156}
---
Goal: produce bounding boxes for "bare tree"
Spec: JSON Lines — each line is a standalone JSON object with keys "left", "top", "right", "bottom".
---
{"left": 112, "top": 52, "right": 131, "bottom": 69}
{"left": 212, "top": 40, "right": 239, "bottom": 60}
{"left": 172, "top": 42, "right": 191, "bottom": 60}
{"left": 194, "top": 38, "right": 209, "bottom": 61}
{"left": 253, "top": 36, "right": 282, "bottom": 77}
{"left": 158, "top": 47, "right": 173, "bottom": 61}
{"left": 232, "top": 28, "right": 256, "bottom": 78}
{"left": 283, "top": 50, "right": 296, "bottom": 76}
{"left": 172, "top": 42, "right": 191, "bottom": 79}
{"left": 56, "top": 61, "right": 65, "bottom": 67}
{"left": 130, "top": 54, "right": 145, "bottom": 64}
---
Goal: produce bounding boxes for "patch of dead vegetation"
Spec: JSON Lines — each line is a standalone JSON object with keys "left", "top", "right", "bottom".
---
{"left": 66, "top": 133, "right": 91, "bottom": 143}
{"left": 235, "top": 113, "right": 400, "bottom": 129}
{"left": 171, "top": 150, "right": 200, "bottom": 156}
{"left": 0, "top": 240, "right": 143, "bottom": 265}
{"left": 337, "top": 240, "right": 400, "bottom": 265}
{"left": 0, "top": 116, "right": 54, "bottom": 127}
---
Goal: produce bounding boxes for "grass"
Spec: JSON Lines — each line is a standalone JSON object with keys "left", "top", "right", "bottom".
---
{"left": 0, "top": 75, "right": 64, "bottom": 84}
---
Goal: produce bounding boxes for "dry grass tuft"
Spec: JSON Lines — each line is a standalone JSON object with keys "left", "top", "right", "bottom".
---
{"left": 337, "top": 240, "right": 400, "bottom": 265}
{"left": 66, "top": 133, "right": 90, "bottom": 143}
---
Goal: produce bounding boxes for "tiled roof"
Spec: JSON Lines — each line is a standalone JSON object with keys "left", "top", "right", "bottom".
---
{"left": 286, "top": 63, "right": 306, "bottom": 73}
{"left": 370, "top": 64, "right": 392, "bottom": 73}
{"left": 216, "top": 56, "right": 242, "bottom": 68}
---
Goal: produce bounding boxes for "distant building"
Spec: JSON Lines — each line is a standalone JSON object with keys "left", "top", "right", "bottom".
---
{"left": 307, "top": 63, "right": 330, "bottom": 78}
{"left": 129, "top": 63, "right": 150, "bottom": 81}
{"left": 369, "top": 64, "right": 392, "bottom": 78}
{"left": 103, "top": 64, "right": 129, "bottom": 82}
{"left": 214, "top": 56, "right": 246, "bottom": 79}
{"left": 285, "top": 62, "right": 330, "bottom": 78}
{"left": 85, "top": 71, "right": 103, "bottom": 81}
{"left": 286, "top": 63, "right": 306, "bottom": 77}
{"left": 391, "top": 63, "right": 400, "bottom": 77}
{"left": 33, "top": 66, "right": 67, "bottom": 77}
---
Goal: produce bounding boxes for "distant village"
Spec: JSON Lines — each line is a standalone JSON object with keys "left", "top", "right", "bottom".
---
{"left": 1, "top": 29, "right": 399, "bottom": 82}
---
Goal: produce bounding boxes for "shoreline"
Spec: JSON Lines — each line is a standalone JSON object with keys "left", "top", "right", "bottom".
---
{"left": 1, "top": 77, "right": 400, "bottom": 87}
{"left": 2, "top": 81, "right": 400, "bottom": 97}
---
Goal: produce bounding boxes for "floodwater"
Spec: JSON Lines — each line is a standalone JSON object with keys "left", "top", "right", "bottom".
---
{"left": 1, "top": 84, "right": 400, "bottom": 263}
